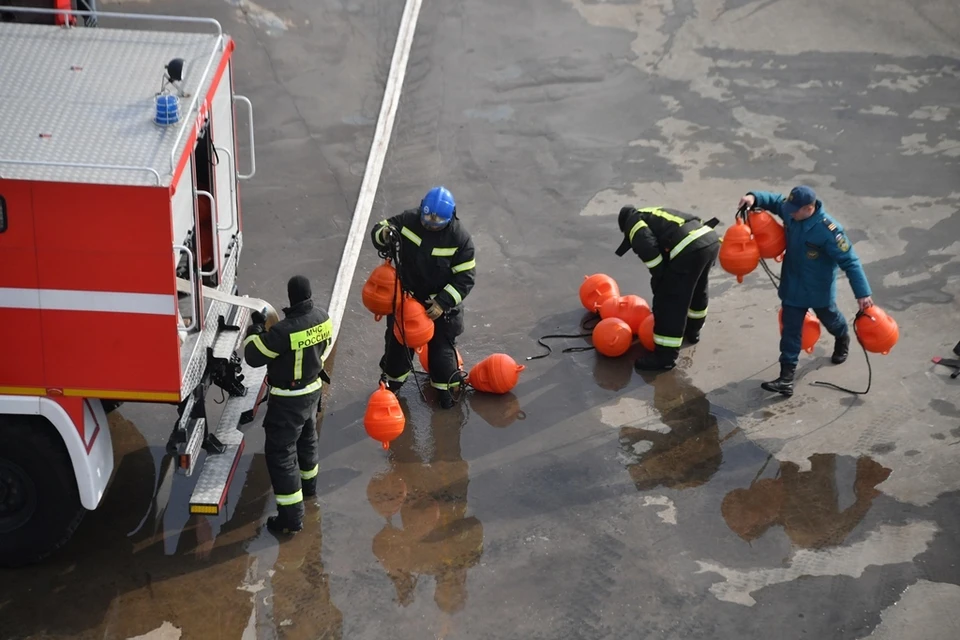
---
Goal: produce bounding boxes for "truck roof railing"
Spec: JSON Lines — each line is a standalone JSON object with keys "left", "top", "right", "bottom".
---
{"left": 0, "top": 160, "right": 161, "bottom": 185}
{"left": 0, "top": 5, "right": 229, "bottom": 180}
{"left": 0, "top": 5, "right": 223, "bottom": 40}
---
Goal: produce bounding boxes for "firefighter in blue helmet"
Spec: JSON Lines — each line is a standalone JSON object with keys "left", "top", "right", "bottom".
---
{"left": 371, "top": 186, "right": 477, "bottom": 409}
{"left": 738, "top": 186, "right": 874, "bottom": 397}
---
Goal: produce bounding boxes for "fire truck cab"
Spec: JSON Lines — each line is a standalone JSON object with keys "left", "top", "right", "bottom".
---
{"left": 0, "top": 5, "right": 269, "bottom": 567}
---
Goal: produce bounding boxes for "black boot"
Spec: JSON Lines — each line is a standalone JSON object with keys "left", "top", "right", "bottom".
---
{"left": 437, "top": 389, "right": 455, "bottom": 409}
{"left": 831, "top": 333, "right": 850, "bottom": 365}
{"left": 685, "top": 319, "right": 704, "bottom": 345}
{"left": 761, "top": 364, "right": 796, "bottom": 397}
{"left": 266, "top": 503, "right": 304, "bottom": 535}
{"left": 302, "top": 477, "right": 317, "bottom": 498}
{"left": 684, "top": 329, "right": 700, "bottom": 345}
{"left": 634, "top": 346, "right": 677, "bottom": 372}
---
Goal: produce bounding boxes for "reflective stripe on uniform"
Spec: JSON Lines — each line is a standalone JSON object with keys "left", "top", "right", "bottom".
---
{"left": 653, "top": 333, "right": 683, "bottom": 348}
{"left": 384, "top": 370, "right": 410, "bottom": 383}
{"left": 243, "top": 334, "right": 279, "bottom": 358}
{"left": 452, "top": 259, "right": 475, "bottom": 274}
{"left": 643, "top": 207, "right": 686, "bottom": 225}
{"left": 687, "top": 307, "right": 708, "bottom": 319}
{"left": 432, "top": 246, "right": 458, "bottom": 257}
{"left": 628, "top": 220, "right": 648, "bottom": 243}
{"left": 276, "top": 489, "right": 303, "bottom": 506}
{"left": 270, "top": 378, "right": 323, "bottom": 397}
{"left": 376, "top": 220, "right": 390, "bottom": 243}
{"left": 294, "top": 349, "right": 304, "bottom": 380}
{"left": 430, "top": 380, "right": 462, "bottom": 390}
{"left": 444, "top": 284, "right": 463, "bottom": 305}
{"left": 289, "top": 319, "right": 333, "bottom": 351}
{"left": 401, "top": 226, "right": 422, "bottom": 245}
{"left": 300, "top": 464, "right": 319, "bottom": 480}
{"left": 669, "top": 225, "right": 713, "bottom": 259}
{"left": 644, "top": 254, "right": 663, "bottom": 269}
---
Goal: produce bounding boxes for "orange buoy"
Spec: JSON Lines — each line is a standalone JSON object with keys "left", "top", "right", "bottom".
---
{"left": 417, "top": 344, "right": 464, "bottom": 373}
{"left": 719, "top": 218, "right": 760, "bottom": 283}
{"left": 362, "top": 260, "right": 403, "bottom": 320}
{"left": 748, "top": 209, "right": 786, "bottom": 262}
{"left": 638, "top": 313, "right": 655, "bottom": 351}
{"left": 593, "top": 317, "right": 633, "bottom": 357}
{"left": 778, "top": 308, "right": 821, "bottom": 354}
{"left": 392, "top": 296, "right": 435, "bottom": 349}
{"left": 854, "top": 306, "right": 899, "bottom": 355}
{"left": 579, "top": 273, "right": 620, "bottom": 312}
{"left": 468, "top": 353, "right": 525, "bottom": 394}
{"left": 363, "top": 381, "right": 406, "bottom": 449}
{"left": 616, "top": 294, "right": 652, "bottom": 334}
{"left": 598, "top": 294, "right": 621, "bottom": 320}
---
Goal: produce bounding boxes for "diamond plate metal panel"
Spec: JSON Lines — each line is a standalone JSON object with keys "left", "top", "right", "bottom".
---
{"left": 235, "top": 361, "right": 268, "bottom": 417}
{"left": 182, "top": 417, "right": 204, "bottom": 477}
{"left": 212, "top": 304, "right": 249, "bottom": 359}
{"left": 0, "top": 22, "right": 226, "bottom": 185}
{"left": 179, "top": 232, "right": 241, "bottom": 398}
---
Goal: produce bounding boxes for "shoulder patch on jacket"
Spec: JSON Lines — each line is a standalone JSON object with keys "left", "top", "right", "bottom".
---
{"left": 835, "top": 232, "right": 850, "bottom": 252}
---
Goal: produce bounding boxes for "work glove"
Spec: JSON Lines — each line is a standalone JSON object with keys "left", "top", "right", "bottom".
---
{"left": 382, "top": 225, "right": 400, "bottom": 245}
{"left": 251, "top": 309, "right": 267, "bottom": 325}
{"left": 424, "top": 299, "right": 444, "bottom": 320}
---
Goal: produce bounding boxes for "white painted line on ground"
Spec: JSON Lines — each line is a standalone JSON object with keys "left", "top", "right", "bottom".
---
{"left": 323, "top": 0, "right": 423, "bottom": 361}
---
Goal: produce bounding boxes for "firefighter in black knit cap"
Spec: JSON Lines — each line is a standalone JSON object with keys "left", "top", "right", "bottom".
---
{"left": 244, "top": 275, "right": 333, "bottom": 534}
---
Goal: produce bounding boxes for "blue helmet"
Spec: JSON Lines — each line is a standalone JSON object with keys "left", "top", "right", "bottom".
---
{"left": 419, "top": 186, "right": 456, "bottom": 231}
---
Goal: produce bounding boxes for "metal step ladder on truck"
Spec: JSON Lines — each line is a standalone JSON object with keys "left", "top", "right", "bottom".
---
{"left": 0, "top": 6, "right": 275, "bottom": 568}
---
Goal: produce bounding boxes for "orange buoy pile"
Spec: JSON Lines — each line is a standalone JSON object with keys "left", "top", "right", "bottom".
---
{"left": 747, "top": 209, "right": 786, "bottom": 262}
{"left": 854, "top": 306, "right": 899, "bottom": 355}
{"left": 574, "top": 273, "right": 658, "bottom": 358}
{"left": 592, "top": 318, "right": 634, "bottom": 357}
{"left": 778, "top": 308, "right": 821, "bottom": 354}
{"left": 392, "top": 295, "right": 435, "bottom": 350}
{"left": 468, "top": 354, "right": 525, "bottom": 394}
{"left": 364, "top": 381, "right": 406, "bottom": 449}
{"left": 638, "top": 313, "right": 655, "bottom": 352}
{"left": 719, "top": 218, "right": 761, "bottom": 283}
{"left": 362, "top": 259, "right": 403, "bottom": 321}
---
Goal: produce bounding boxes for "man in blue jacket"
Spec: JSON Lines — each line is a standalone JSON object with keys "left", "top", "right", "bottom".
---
{"left": 738, "top": 186, "right": 874, "bottom": 396}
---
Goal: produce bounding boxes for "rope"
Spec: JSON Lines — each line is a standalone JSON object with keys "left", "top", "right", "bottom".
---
{"left": 811, "top": 312, "right": 873, "bottom": 395}
{"left": 526, "top": 315, "right": 602, "bottom": 361}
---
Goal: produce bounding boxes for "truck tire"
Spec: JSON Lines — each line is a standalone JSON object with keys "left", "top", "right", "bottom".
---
{"left": 0, "top": 416, "right": 86, "bottom": 568}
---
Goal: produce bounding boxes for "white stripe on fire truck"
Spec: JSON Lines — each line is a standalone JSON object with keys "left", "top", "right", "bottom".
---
{"left": 0, "top": 288, "right": 176, "bottom": 315}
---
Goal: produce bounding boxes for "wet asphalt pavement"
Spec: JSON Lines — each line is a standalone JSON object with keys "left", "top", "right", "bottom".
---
{"left": 2, "top": 0, "right": 960, "bottom": 638}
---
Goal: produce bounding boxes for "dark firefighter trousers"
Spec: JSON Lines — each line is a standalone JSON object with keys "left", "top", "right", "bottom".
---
{"left": 381, "top": 307, "right": 465, "bottom": 392}
{"left": 263, "top": 388, "right": 321, "bottom": 523}
{"left": 651, "top": 240, "right": 721, "bottom": 363}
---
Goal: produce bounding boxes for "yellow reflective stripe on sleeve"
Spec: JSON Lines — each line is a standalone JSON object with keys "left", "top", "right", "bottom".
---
{"left": 669, "top": 225, "right": 713, "bottom": 259}
{"left": 647, "top": 207, "right": 686, "bottom": 225}
{"left": 628, "top": 220, "right": 648, "bottom": 243}
{"left": 644, "top": 254, "right": 663, "bottom": 269}
{"left": 269, "top": 379, "right": 323, "bottom": 397}
{"left": 443, "top": 284, "right": 463, "bottom": 305}
{"left": 430, "top": 380, "right": 462, "bottom": 390}
{"left": 243, "top": 334, "right": 280, "bottom": 358}
{"left": 300, "top": 464, "right": 319, "bottom": 480}
{"left": 289, "top": 318, "right": 333, "bottom": 351}
{"left": 401, "top": 226, "right": 422, "bottom": 245}
{"left": 452, "top": 259, "right": 476, "bottom": 273}
{"left": 432, "top": 246, "right": 458, "bottom": 257}
{"left": 653, "top": 334, "right": 683, "bottom": 348}
{"left": 294, "top": 349, "right": 303, "bottom": 380}
{"left": 687, "top": 307, "right": 708, "bottom": 319}
{"left": 275, "top": 490, "right": 304, "bottom": 506}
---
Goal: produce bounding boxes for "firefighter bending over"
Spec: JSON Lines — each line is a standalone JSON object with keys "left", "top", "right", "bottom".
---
{"left": 370, "top": 186, "right": 477, "bottom": 409}
{"left": 243, "top": 275, "right": 333, "bottom": 534}
{"left": 615, "top": 205, "right": 721, "bottom": 371}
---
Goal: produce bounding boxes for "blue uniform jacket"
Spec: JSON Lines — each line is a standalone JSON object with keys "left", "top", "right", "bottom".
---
{"left": 749, "top": 190, "right": 872, "bottom": 309}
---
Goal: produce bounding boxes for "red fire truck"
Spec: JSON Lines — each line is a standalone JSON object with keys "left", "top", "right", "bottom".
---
{"left": 0, "top": 4, "right": 271, "bottom": 567}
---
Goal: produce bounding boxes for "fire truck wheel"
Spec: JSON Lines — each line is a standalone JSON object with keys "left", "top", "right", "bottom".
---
{"left": 0, "top": 416, "right": 86, "bottom": 569}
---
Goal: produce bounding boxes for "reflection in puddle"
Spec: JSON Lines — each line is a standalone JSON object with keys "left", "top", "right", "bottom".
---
{"left": 367, "top": 399, "right": 484, "bottom": 615}
{"left": 468, "top": 391, "right": 526, "bottom": 428}
{"left": 618, "top": 369, "right": 723, "bottom": 491}
{"left": 722, "top": 454, "right": 892, "bottom": 550}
